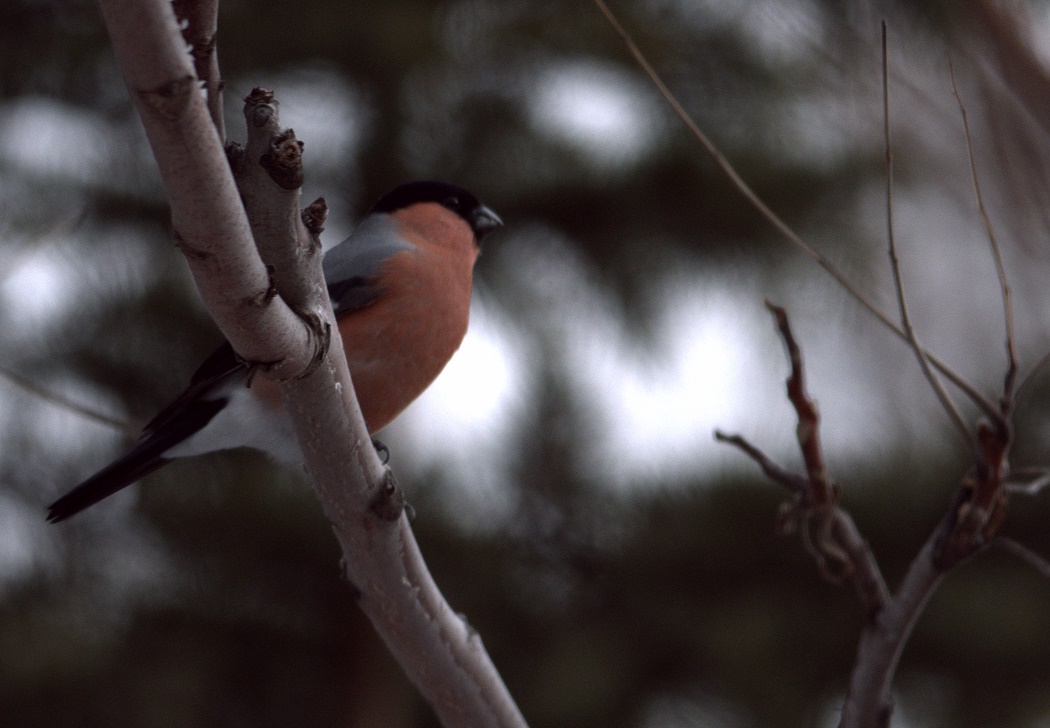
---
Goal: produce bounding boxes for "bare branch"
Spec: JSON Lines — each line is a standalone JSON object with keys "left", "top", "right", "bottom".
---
{"left": 881, "top": 23, "right": 977, "bottom": 458}
{"left": 765, "top": 301, "right": 835, "bottom": 506}
{"left": 948, "top": 59, "right": 1018, "bottom": 408}
{"left": 97, "top": 2, "right": 526, "bottom": 725}
{"left": 716, "top": 304, "right": 889, "bottom": 618}
{"left": 0, "top": 363, "right": 139, "bottom": 436}
{"left": 996, "top": 537, "right": 1050, "bottom": 580}
{"left": 839, "top": 527, "right": 947, "bottom": 728}
{"left": 591, "top": 0, "right": 1001, "bottom": 422}
{"left": 235, "top": 89, "right": 321, "bottom": 314}
{"left": 714, "top": 430, "right": 809, "bottom": 495}
{"left": 173, "top": 0, "right": 224, "bottom": 140}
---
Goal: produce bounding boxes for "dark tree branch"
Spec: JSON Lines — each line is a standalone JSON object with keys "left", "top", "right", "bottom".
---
{"left": 766, "top": 302, "right": 835, "bottom": 507}
{"left": 996, "top": 537, "right": 1050, "bottom": 580}
{"left": 591, "top": 0, "right": 1001, "bottom": 423}
{"left": 882, "top": 23, "right": 976, "bottom": 458}
{"left": 594, "top": 4, "right": 1045, "bottom": 727}
{"left": 716, "top": 304, "right": 889, "bottom": 618}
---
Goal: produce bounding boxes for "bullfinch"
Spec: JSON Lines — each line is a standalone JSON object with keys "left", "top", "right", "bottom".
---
{"left": 47, "top": 180, "right": 502, "bottom": 523}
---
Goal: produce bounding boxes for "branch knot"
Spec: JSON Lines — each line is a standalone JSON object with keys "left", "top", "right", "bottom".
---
{"left": 138, "top": 74, "right": 196, "bottom": 120}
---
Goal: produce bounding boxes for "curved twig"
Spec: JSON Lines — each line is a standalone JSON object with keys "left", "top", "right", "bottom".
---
{"left": 0, "top": 363, "right": 139, "bottom": 436}
{"left": 948, "top": 59, "right": 1017, "bottom": 410}
{"left": 996, "top": 537, "right": 1050, "bottom": 580}
{"left": 591, "top": 0, "right": 1001, "bottom": 423}
{"left": 882, "top": 24, "right": 977, "bottom": 458}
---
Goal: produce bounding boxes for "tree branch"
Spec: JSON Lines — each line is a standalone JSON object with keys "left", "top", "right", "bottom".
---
{"left": 995, "top": 537, "right": 1050, "bottom": 580}
{"left": 716, "top": 304, "right": 889, "bottom": 618}
{"left": 96, "top": 1, "right": 526, "bottom": 725}
{"left": 838, "top": 526, "right": 948, "bottom": 728}
{"left": 948, "top": 59, "right": 1018, "bottom": 410}
{"left": 591, "top": 0, "right": 1002, "bottom": 424}
{"left": 97, "top": 0, "right": 315, "bottom": 382}
{"left": 766, "top": 301, "right": 836, "bottom": 507}
{"left": 0, "top": 362, "right": 139, "bottom": 436}
{"left": 173, "top": 0, "right": 224, "bottom": 140}
{"left": 882, "top": 23, "right": 977, "bottom": 458}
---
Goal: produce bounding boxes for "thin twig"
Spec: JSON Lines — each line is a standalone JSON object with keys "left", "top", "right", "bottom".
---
{"left": 765, "top": 301, "right": 835, "bottom": 505}
{"left": 0, "top": 363, "right": 139, "bottom": 436}
{"left": 591, "top": 0, "right": 1002, "bottom": 423}
{"left": 714, "top": 430, "right": 809, "bottom": 495}
{"left": 1015, "top": 347, "right": 1050, "bottom": 405}
{"left": 1004, "top": 468, "right": 1050, "bottom": 496}
{"left": 948, "top": 59, "right": 1018, "bottom": 408}
{"left": 0, "top": 213, "right": 138, "bottom": 434}
{"left": 996, "top": 537, "right": 1050, "bottom": 580}
{"left": 881, "top": 23, "right": 977, "bottom": 458}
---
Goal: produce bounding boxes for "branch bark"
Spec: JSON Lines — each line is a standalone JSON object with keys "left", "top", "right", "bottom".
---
{"left": 97, "top": 0, "right": 314, "bottom": 381}
{"left": 96, "top": 1, "right": 526, "bottom": 725}
{"left": 173, "top": 0, "right": 224, "bottom": 140}
{"left": 838, "top": 528, "right": 947, "bottom": 728}
{"left": 717, "top": 304, "right": 889, "bottom": 619}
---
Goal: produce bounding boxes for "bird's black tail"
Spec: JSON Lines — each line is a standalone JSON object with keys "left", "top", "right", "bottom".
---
{"left": 47, "top": 443, "right": 171, "bottom": 523}
{"left": 47, "top": 398, "right": 227, "bottom": 523}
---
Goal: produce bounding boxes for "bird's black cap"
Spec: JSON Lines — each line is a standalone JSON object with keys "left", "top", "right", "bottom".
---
{"left": 370, "top": 180, "right": 503, "bottom": 241}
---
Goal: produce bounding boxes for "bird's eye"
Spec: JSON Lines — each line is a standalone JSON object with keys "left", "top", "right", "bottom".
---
{"left": 443, "top": 196, "right": 460, "bottom": 210}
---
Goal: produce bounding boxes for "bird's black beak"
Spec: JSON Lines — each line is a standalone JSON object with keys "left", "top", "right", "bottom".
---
{"left": 471, "top": 205, "right": 503, "bottom": 242}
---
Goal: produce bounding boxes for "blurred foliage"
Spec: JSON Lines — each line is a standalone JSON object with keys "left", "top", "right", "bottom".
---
{"left": 3, "top": 1, "right": 1050, "bottom": 727}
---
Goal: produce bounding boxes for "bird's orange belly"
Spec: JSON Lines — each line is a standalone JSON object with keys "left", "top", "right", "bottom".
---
{"left": 339, "top": 289, "right": 469, "bottom": 432}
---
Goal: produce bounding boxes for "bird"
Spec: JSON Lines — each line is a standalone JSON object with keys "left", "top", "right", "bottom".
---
{"left": 47, "top": 180, "right": 502, "bottom": 523}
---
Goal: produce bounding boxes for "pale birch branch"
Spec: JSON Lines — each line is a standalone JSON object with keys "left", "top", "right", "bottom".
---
{"left": 173, "top": 0, "right": 224, "bottom": 140}
{"left": 97, "top": 0, "right": 314, "bottom": 381}
{"left": 838, "top": 527, "right": 947, "bottom": 728}
{"left": 96, "top": 1, "right": 527, "bottom": 725}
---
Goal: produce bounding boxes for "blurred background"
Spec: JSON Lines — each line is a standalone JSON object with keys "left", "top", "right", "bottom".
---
{"left": 3, "top": 0, "right": 1050, "bottom": 726}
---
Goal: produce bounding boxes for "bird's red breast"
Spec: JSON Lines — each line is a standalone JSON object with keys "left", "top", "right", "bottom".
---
{"left": 247, "top": 201, "right": 480, "bottom": 433}
{"left": 342, "top": 202, "right": 479, "bottom": 432}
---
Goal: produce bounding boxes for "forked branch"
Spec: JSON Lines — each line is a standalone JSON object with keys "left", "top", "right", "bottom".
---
{"left": 714, "top": 304, "right": 952, "bottom": 728}
{"left": 716, "top": 303, "right": 888, "bottom": 617}
{"left": 881, "top": 23, "right": 976, "bottom": 458}
{"left": 95, "top": 1, "right": 527, "bottom": 725}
